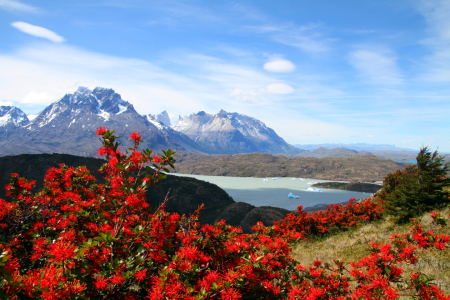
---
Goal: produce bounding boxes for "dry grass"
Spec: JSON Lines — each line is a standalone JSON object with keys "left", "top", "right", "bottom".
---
{"left": 291, "top": 208, "right": 450, "bottom": 294}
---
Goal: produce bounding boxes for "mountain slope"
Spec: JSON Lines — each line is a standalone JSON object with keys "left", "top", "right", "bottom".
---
{"left": 0, "top": 87, "right": 204, "bottom": 156}
{"left": 171, "top": 110, "right": 302, "bottom": 155}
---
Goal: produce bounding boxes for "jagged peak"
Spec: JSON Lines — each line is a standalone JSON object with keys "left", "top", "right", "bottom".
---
{"left": 93, "top": 86, "right": 113, "bottom": 93}
{"left": 156, "top": 111, "right": 171, "bottom": 126}
{"left": 0, "top": 105, "right": 29, "bottom": 127}
{"left": 76, "top": 86, "right": 92, "bottom": 94}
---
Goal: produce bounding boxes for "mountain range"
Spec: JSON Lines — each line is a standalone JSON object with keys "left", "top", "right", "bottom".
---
{"left": 172, "top": 110, "right": 300, "bottom": 155}
{"left": 0, "top": 87, "right": 298, "bottom": 157}
{"left": 294, "top": 143, "right": 416, "bottom": 152}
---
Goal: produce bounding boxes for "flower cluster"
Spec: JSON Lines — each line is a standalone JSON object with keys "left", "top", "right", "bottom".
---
{"left": 0, "top": 128, "right": 449, "bottom": 299}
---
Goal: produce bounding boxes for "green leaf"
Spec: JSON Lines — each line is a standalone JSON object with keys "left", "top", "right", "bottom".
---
{"left": 0, "top": 268, "right": 13, "bottom": 282}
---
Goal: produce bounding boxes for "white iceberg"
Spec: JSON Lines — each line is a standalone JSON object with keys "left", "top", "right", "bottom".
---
{"left": 307, "top": 182, "right": 313, "bottom": 185}
{"left": 307, "top": 187, "right": 315, "bottom": 192}
{"left": 314, "top": 189, "right": 322, "bottom": 192}
{"left": 288, "top": 192, "right": 300, "bottom": 199}
{"left": 299, "top": 178, "right": 305, "bottom": 181}
{"left": 263, "top": 179, "right": 268, "bottom": 181}
{"left": 272, "top": 178, "right": 280, "bottom": 180}
{"left": 291, "top": 178, "right": 296, "bottom": 180}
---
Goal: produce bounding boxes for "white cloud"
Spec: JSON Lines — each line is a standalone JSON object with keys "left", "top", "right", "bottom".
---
{"left": 0, "top": 0, "right": 38, "bottom": 12}
{"left": 0, "top": 43, "right": 217, "bottom": 115}
{"left": 11, "top": 22, "right": 65, "bottom": 43}
{"left": 348, "top": 47, "right": 402, "bottom": 85}
{"left": 22, "top": 91, "right": 57, "bottom": 104}
{"left": 267, "top": 83, "right": 294, "bottom": 94}
{"left": 229, "top": 88, "right": 266, "bottom": 103}
{"left": 366, "top": 135, "right": 374, "bottom": 138}
{"left": 0, "top": 100, "right": 14, "bottom": 106}
{"left": 263, "top": 59, "right": 295, "bottom": 72}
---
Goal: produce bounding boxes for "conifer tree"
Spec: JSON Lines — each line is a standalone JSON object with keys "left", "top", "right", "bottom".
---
{"left": 382, "top": 146, "right": 450, "bottom": 222}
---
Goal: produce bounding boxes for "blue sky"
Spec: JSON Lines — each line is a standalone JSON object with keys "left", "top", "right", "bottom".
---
{"left": 1, "top": 0, "right": 449, "bottom": 152}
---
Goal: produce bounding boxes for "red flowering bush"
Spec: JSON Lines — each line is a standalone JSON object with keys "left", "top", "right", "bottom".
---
{"left": 0, "top": 128, "right": 449, "bottom": 299}
{"left": 265, "top": 197, "right": 384, "bottom": 244}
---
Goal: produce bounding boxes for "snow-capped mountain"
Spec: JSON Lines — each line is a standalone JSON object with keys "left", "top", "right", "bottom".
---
{"left": 0, "top": 106, "right": 29, "bottom": 132}
{"left": 171, "top": 110, "right": 302, "bottom": 155}
{"left": 0, "top": 87, "right": 204, "bottom": 156}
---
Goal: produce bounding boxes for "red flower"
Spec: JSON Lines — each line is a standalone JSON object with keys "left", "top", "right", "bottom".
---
{"left": 96, "top": 127, "right": 108, "bottom": 136}
{"left": 130, "top": 131, "right": 141, "bottom": 142}
{"left": 94, "top": 276, "right": 108, "bottom": 290}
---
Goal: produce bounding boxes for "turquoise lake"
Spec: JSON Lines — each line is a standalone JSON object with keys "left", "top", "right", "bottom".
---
{"left": 173, "top": 174, "right": 372, "bottom": 211}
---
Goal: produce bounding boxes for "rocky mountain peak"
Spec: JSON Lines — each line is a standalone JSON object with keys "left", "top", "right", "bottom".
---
{"left": 28, "top": 87, "right": 135, "bottom": 129}
{"left": 216, "top": 109, "right": 227, "bottom": 118}
{"left": 156, "top": 110, "right": 171, "bottom": 126}
{"left": 0, "top": 106, "right": 29, "bottom": 130}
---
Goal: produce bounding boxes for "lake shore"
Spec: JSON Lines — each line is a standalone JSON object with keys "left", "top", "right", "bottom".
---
{"left": 172, "top": 174, "right": 371, "bottom": 211}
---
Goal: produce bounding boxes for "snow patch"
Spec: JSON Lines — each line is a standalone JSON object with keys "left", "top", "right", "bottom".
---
{"left": 146, "top": 115, "right": 166, "bottom": 130}
{"left": 0, "top": 115, "right": 11, "bottom": 126}
{"left": 97, "top": 110, "right": 110, "bottom": 121}
{"left": 27, "top": 114, "right": 38, "bottom": 121}
{"left": 38, "top": 105, "right": 59, "bottom": 127}
{"left": 117, "top": 104, "right": 127, "bottom": 115}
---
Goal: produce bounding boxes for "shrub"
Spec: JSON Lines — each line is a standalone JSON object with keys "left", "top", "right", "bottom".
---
{"left": 1, "top": 129, "right": 449, "bottom": 299}
{"left": 380, "top": 146, "right": 450, "bottom": 223}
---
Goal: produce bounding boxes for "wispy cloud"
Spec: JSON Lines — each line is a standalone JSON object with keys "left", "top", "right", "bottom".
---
{"left": 11, "top": 22, "right": 65, "bottom": 43}
{"left": 245, "top": 22, "right": 333, "bottom": 54}
{"left": 348, "top": 46, "right": 402, "bottom": 85}
{"left": 415, "top": 0, "right": 450, "bottom": 82}
{"left": 0, "top": 0, "right": 38, "bottom": 12}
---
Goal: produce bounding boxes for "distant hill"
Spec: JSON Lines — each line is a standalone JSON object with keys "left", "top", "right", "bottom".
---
{"left": 0, "top": 153, "right": 289, "bottom": 233}
{"left": 288, "top": 145, "right": 420, "bottom": 162}
{"left": 174, "top": 152, "right": 407, "bottom": 182}
{"left": 293, "top": 143, "right": 415, "bottom": 152}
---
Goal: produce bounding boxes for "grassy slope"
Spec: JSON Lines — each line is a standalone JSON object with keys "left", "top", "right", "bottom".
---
{"left": 291, "top": 208, "right": 450, "bottom": 294}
